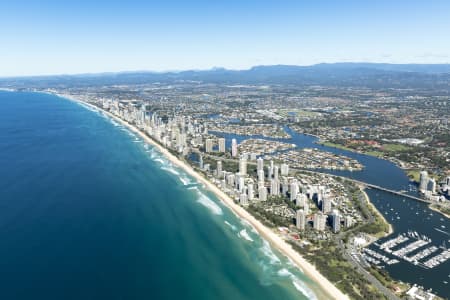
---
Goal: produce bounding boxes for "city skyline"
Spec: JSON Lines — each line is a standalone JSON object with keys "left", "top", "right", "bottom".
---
{"left": 1, "top": 0, "right": 450, "bottom": 76}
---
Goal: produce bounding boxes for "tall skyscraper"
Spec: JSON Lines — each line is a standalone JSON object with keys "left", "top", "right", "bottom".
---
{"left": 239, "top": 155, "right": 247, "bottom": 176}
{"left": 303, "top": 200, "right": 310, "bottom": 215}
{"left": 258, "top": 186, "right": 267, "bottom": 201}
{"left": 274, "top": 165, "right": 279, "bottom": 181}
{"left": 231, "top": 138, "right": 238, "bottom": 157}
{"left": 216, "top": 160, "right": 222, "bottom": 177}
{"left": 331, "top": 210, "right": 340, "bottom": 233}
{"left": 238, "top": 176, "right": 245, "bottom": 192}
{"left": 205, "top": 138, "right": 213, "bottom": 153}
{"left": 290, "top": 179, "right": 299, "bottom": 201}
{"left": 239, "top": 193, "right": 248, "bottom": 206}
{"left": 427, "top": 178, "right": 436, "bottom": 193}
{"left": 270, "top": 179, "right": 280, "bottom": 196}
{"left": 248, "top": 183, "right": 254, "bottom": 200}
{"left": 257, "top": 157, "right": 264, "bottom": 172}
{"left": 322, "top": 197, "right": 331, "bottom": 214}
{"left": 313, "top": 213, "right": 327, "bottom": 231}
{"left": 419, "top": 171, "right": 429, "bottom": 192}
{"left": 199, "top": 155, "right": 204, "bottom": 169}
{"left": 267, "top": 166, "right": 273, "bottom": 180}
{"left": 296, "top": 209, "right": 306, "bottom": 230}
{"left": 280, "top": 163, "right": 289, "bottom": 176}
{"left": 218, "top": 138, "right": 226, "bottom": 153}
{"left": 257, "top": 169, "right": 265, "bottom": 183}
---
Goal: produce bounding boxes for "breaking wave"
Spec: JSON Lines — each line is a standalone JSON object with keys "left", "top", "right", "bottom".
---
{"left": 161, "top": 166, "right": 181, "bottom": 176}
{"left": 260, "top": 240, "right": 281, "bottom": 265}
{"left": 224, "top": 221, "right": 237, "bottom": 231}
{"left": 195, "top": 189, "right": 223, "bottom": 215}
{"left": 238, "top": 229, "right": 254, "bottom": 242}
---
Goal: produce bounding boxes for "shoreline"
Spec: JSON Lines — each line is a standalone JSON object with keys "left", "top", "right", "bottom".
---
{"left": 60, "top": 95, "right": 349, "bottom": 300}
{"left": 361, "top": 187, "right": 394, "bottom": 237}
{"left": 429, "top": 204, "right": 450, "bottom": 219}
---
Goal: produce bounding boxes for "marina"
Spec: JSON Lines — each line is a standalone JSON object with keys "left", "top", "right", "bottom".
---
{"left": 365, "top": 231, "right": 450, "bottom": 271}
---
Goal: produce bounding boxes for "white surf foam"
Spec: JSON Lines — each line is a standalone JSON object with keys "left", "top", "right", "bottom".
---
{"left": 196, "top": 190, "right": 223, "bottom": 215}
{"left": 291, "top": 277, "right": 318, "bottom": 300}
{"left": 179, "top": 176, "right": 192, "bottom": 185}
{"left": 224, "top": 221, "right": 237, "bottom": 231}
{"left": 153, "top": 158, "right": 165, "bottom": 164}
{"left": 260, "top": 240, "right": 281, "bottom": 265}
{"left": 238, "top": 229, "right": 254, "bottom": 242}
{"left": 240, "top": 219, "right": 258, "bottom": 234}
{"left": 277, "top": 268, "right": 293, "bottom": 277}
{"left": 161, "top": 166, "right": 181, "bottom": 176}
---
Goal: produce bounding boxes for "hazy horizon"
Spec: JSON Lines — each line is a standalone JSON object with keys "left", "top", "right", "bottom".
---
{"left": 2, "top": 61, "right": 450, "bottom": 79}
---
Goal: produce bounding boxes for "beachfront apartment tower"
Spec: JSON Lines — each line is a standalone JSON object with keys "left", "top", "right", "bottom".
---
{"left": 332, "top": 210, "right": 340, "bottom": 233}
{"left": 231, "top": 138, "right": 238, "bottom": 157}
{"left": 205, "top": 138, "right": 214, "bottom": 153}
{"left": 280, "top": 163, "right": 289, "bottom": 176}
{"left": 239, "top": 156, "right": 247, "bottom": 176}
{"left": 296, "top": 209, "right": 306, "bottom": 230}
{"left": 322, "top": 197, "right": 332, "bottom": 214}
{"left": 218, "top": 138, "right": 226, "bottom": 153}
{"left": 313, "top": 213, "right": 327, "bottom": 231}
{"left": 257, "top": 157, "right": 264, "bottom": 172}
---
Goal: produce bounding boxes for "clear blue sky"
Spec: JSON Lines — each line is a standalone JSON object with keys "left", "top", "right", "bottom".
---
{"left": 1, "top": 0, "right": 449, "bottom": 76}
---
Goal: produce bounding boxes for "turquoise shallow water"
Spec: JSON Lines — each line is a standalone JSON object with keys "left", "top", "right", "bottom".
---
{"left": 0, "top": 91, "right": 326, "bottom": 300}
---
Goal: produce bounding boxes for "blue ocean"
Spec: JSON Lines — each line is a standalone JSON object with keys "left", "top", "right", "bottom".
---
{"left": 0, "top": 91, "right": 327, "bottom": 299}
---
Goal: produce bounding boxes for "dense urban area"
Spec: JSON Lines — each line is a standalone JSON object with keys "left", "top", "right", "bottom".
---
{"left": 1, "top": 65, "right": 450, "bottom": 300}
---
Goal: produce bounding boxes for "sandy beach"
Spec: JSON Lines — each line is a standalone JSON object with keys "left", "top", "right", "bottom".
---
{"left": 60, "top": 94, "right": 349, "bottom": 300}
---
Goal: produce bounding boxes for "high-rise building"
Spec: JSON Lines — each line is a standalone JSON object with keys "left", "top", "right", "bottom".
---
{"left": 270, "top": 179, "right": 280, "bottom": 196}
{"left": 419, "top": 171, "right": 429, "bottom": 192}
{"left": 267, "top": 166, "right": 273, "bottom": 179}
{"left": 303, "top": 201, "right": 310, "bottom": 215}
{"left": 240, "top": 193, "right": 248, "bottom": 206}
{"left": 427, "top": 178, "right": 436, "bottom": 193}
{"left": 199, "top": 155, "right": 204, "bottom": 169}
{"left": 226, "top": 173, "right": 235, "bottom": 187}
{"left": 274, "top": 166, "right": 279, "bottom": 181}
{"left": 218, "top": 138, "right": 226, "bottom": 153}
{"left": 239, "top": 156, "right": 247, "bottom": 176}
{"left": 248, "top": 183, "right": 254, "bottom": 200}
{"left": 290, "top": 179, "right": 299, "bottom": 201}
{"left": 313, "top": 213, "right": 327, "bottom": 231}
{"left": 297, "top": 193, "right": 307, "bottom": 207}
{"left": 257, "top": 169, "right": 265, "bottom": 183}
{"left": 281, "top": 177, "right": 289, "bottom": 195}
{"left": 257, "top": 157, "right": 264, "bottom": 172}
{"left": 331, "top": 210, "right": 340, "bottom": 233}
{"left": 322, "top": 197, "right": 331, "bottom": 214}
{"left": 216, "top": 161, "right": 222, "bottom": 177}
{"left": 258, "top": 186, "right": 267, "bottom": 201}
{"left": 238, "top": 176, "right": 245, "bottom": 192}
{"left": 296, "top": 209, "right": 306, "bottom": 230}
{"left": 205, "top": 138, "right": 213, "bottom": 153}
{"left": 231, "top": 138, "right": 238, "bottom": 157}
{"left": 280, "top": 163, "right": 289, "bottom": 176}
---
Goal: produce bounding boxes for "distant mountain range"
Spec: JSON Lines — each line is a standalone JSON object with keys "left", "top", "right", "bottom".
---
{"left": 2, "top": 63, "right": 450, "bottom": 89}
